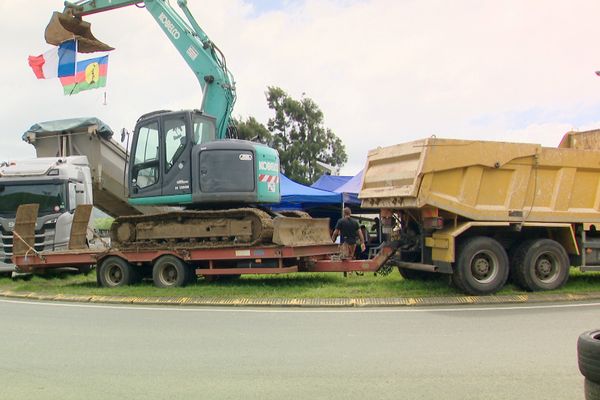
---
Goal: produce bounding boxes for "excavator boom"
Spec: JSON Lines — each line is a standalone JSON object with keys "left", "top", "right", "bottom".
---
{"left": 45, "top": 0, "right": 236, "bottom": 138}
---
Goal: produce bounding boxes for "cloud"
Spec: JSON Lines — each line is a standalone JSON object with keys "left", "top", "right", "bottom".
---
{"left": 1, "top": 0, "right": 600, "bottom": 176}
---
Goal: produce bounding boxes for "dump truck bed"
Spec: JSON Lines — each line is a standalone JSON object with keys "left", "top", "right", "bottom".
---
{"left": 23, "top": 117, "right": 163, "bottom": 217}
{"left": 360, "top": 133, "right": 600, "bottom": 224}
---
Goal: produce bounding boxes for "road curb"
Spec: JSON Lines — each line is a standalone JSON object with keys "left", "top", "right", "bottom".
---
{"left": 2, "top": 289, "right": 600, "bottom": 307}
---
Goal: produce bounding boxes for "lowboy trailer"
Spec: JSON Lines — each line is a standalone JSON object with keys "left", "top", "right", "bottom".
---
{"left": 12, "top": 204, "right": 398, "bottom": 288}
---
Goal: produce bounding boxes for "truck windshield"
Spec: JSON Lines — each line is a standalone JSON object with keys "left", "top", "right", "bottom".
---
{"left": 0, "top": 182, "right": 66, "bottom": 217}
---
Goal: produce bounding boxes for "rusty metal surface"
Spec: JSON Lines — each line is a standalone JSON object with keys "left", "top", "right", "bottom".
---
{"left": 45, "top": 12, "right": 114, "bottom": 53}
{"left": 272, "top": 216, "right": 332, "bottom": 246}
{"left": 11, "top": 243, "right": 340, "bottom": 273}
{"left": 197, "top": 266, "right": 298, "bottom": 275}
{"left": 69, "top": 205, "right": 93, "bottom": 250}
{"left": 13, "top": 204, "right": 39, "bottom": 257}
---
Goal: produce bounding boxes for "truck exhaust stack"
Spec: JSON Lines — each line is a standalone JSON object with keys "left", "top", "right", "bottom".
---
{"left": 45, "top": 11, "right": 114, "bottom": 53}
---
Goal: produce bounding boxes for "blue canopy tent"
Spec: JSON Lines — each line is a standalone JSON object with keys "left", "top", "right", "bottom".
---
{"left": 333, "top": 170, "right": 363, "bottom": 206}
{"left": 311, "top": 175, "right": 351, "bottom": 192}
{"left": 271, "top": 173, "right": 342, "bottom": 211}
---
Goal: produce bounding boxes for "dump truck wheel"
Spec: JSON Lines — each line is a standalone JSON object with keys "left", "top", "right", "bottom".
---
{"left": 98, "top": 256, "right": 136, "bottom": 287}
{"left": 578, "top": 330, "right": 600, "bottom": 384}
{"left": 152, "top": 255, "right": 188, "bottom": 288}
{"left": 453, "top": 236, "right": 509, "bottom": 295}
{"left": 511, "top": 239, "right": 569, "bottom": 291}
{"left": 398, "top": 268, "right": 440, "bottom": 281}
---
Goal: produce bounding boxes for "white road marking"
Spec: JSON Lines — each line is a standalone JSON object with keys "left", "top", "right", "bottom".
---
{"left": 1, "top": 297, "right": 599, "bottom": 313}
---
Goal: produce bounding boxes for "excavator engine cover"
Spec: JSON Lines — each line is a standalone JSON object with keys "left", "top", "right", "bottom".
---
{"left": 45, "top": 11, "right": 114, "bottom": 53}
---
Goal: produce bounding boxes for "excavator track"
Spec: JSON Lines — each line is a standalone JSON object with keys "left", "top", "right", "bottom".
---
{"left": 111, "top": 208, "right": 274, "bottom": 250}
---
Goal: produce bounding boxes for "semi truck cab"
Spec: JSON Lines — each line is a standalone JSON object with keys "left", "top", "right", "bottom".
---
{"left": 0, "top": 156, "right": 93, "bottom": 274}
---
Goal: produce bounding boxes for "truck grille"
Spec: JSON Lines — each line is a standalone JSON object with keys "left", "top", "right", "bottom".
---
{"left": 0, "top": 227, "right": 55, "bottom": 263}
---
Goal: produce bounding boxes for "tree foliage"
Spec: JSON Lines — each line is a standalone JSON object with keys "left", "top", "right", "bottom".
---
{"left": 231, "top": 116, "right": 272, "bottom": 145}
{"left": 265, "top": 86, "right": 347, "bottom": 185}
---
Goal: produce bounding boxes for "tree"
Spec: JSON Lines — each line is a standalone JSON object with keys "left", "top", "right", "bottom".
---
{"left": 266, "top": 86, "right": 347, "bottom": 185}
{"left": 231, "top": 116, "right": 272, "bottom": 145}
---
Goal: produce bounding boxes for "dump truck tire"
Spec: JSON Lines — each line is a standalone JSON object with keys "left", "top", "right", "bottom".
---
{"left": 585, "top": 379, "right": 600, "bottom": 400}
{"left": 453, "top": 236, "right": 509, "bottom": 295}
{"left": 152, "top": 255, "right": 188, "bottom": 288}
{"left": 398, "top": 268, "right": 441, "bottom": 281}
{"left": 511, "top": 239, "right": 570, "bottom": 291}
{"left": 579, "top": 330, "right": 600, "bottom": 384}
{"left": 98, "top": 256, "right": 136, "bottom": 287}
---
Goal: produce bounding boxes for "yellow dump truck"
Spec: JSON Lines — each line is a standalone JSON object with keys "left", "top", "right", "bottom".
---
{"left": 360, "top": 130, "right": 600, "bottom": 295}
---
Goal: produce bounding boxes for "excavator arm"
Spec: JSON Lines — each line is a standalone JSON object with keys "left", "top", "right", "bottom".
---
{"left": 47, "top": 0, "right": 236, "bottom": 139}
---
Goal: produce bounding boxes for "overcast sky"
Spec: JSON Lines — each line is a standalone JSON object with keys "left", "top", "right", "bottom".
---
{"left": 2, "top": 0, "right": 600, "bottom": 175}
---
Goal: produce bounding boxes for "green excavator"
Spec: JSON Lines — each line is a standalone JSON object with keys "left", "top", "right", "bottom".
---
{"left": 44, "top": 0, "right": 330, "bottom": 249}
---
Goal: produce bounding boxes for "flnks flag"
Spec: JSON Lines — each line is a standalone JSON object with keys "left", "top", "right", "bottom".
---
{"left": 28, "top": 39, "right": 76, "bottom": 79}
{"left": 60, "top": 55, "right": 109, "bottom": 95}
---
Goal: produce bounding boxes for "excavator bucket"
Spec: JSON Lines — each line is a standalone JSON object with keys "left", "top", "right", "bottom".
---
{"left": 272, "top": 216, "right": 333, "bottom": 247}
{"left": 45, "top": 11, "right": 114, "bottom": 53}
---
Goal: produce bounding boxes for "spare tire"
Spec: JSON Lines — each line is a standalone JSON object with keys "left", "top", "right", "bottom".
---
{"left": 578, "top": 329, "right": 600, "bottom": 384}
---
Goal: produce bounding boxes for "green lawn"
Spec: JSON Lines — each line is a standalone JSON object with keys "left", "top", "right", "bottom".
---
{"left": 1, "top": 269, "right": 600, "bottom": 299}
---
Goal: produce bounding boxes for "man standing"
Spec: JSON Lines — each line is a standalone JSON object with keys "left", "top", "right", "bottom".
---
{"left": 332, "top": 207, "right": 366, "bottom": 259}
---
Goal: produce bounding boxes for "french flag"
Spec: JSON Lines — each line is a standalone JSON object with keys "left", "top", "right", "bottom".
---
{"left": 28, "top": 39, "right": 76, "bottom": 79}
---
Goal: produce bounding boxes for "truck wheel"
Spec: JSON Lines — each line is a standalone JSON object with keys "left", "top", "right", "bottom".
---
{"left": 578, "top": 330, "right": 600, "bottom": 384}
{"left": 453, "top": 236, "right": 509, "bottom": 295}
{"left": 585, "top": 379, "right": 600, "bottom": 400}
{"left": 185, "top": 264, "right": 197, "bottom": 285}
{"left": 398, "top": 268, "right": 440, "bottom": 281}
{"left": 511, "top": 239, "right": 569, "bottom": 291}
{"left": 98, "top": 256, "right": 136, "bottom": 287}
{"left": 152, "top": 255, "right": 188, "bottom": 288}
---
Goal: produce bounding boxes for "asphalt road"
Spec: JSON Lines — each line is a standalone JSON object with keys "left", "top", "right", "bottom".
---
{"left": 1, "top": 299, "right": 598, "bottom": 400}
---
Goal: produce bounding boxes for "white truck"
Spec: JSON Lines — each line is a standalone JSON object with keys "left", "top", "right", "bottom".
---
{"left": 0, "top": 156, "right": 93, "bottom": 275}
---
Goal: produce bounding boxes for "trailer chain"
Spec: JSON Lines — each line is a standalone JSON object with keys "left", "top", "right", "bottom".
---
{"left": 375, "top": 262, "right": 394, "bottom": 276}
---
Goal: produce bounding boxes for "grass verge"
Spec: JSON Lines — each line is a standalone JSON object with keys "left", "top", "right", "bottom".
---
{"left": 1, "top": 269, "right": 600, "bottom": 299}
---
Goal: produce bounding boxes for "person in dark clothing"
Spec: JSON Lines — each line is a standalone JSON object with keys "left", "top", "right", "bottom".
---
{"left": 332, "top": 207, "right": 365, "bottom": 259}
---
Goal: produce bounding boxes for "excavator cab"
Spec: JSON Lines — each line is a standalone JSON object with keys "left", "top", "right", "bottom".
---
{"left": 45, "top": 11, "right": 113, "bottom": 53}
{"left": 128, "top": 110, "right": 281, "bottom": 207}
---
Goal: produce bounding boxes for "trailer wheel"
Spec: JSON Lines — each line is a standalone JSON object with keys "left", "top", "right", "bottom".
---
{"left": 578, "top": 329, "right": 600, "bottom": 384}
{"left": 511, "top": 239, "right": 569, "bottom": 291}
{"left": 98, "top": 256, "right": 136, "bottom": 287}
{"left": 453, "top": 236, "right": 509, "bottom": 295}
{"left": 152, "top": 255, "right": 188, "bottom": 288}
{"left": 185, "top": 264, "right": 197, "bottom": 285}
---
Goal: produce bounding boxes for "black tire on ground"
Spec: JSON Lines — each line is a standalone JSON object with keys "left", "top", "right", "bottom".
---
{"left": 217, "top": 275, "right": 242, "bottom": 282}
{"left": 185, "top": 264, "right": 197, "bottom": 285}
{"left": 152, "top": 255, "right": 188, "bottom": 288}
{"left": 398, "top": 268, "right": 441, "bottom": 281}
{"left": 202, "top": 274, "right": 241, "bottom": 282}
{"left": 511, "top": 239, "right": 570, "bottom": 291}
{"left": 452, "top": 236, "right": 509, "bottom": 295}
{"left": 585, "top": 379, "right": 600, "bottom": 400}
{"left": 97, "top": 256, "right": 136, "bottom": 287}
{"left": 77, "top": 265, "right": 94, "bottom": 275}
{"left": 578, "top": 330, "right": 600, "bottom": 384}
